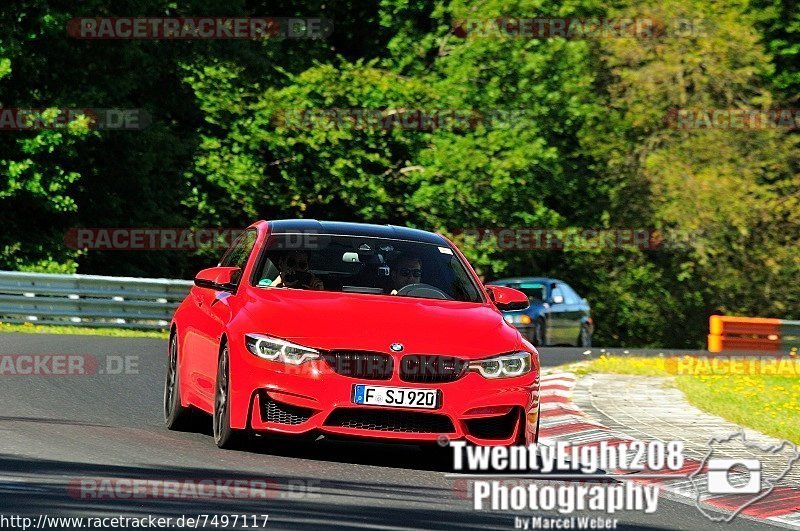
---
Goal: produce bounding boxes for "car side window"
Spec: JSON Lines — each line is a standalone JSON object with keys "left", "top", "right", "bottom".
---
{"left": 550, "top": 285, "right": 564, "bottom": 303}
{"left": 219, "top": 229, "right": 257, "bottom": 284}
{"left": 562, "top": 284, "right": 580, "bottom": 305}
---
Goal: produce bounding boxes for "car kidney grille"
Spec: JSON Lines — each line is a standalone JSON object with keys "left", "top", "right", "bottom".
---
{"left": 400, "top": 355, "right": 468, "bottom": 383}
{"left": 325, "top": 408, "right": 455, "bottom": 433}
{"left": 322, "top": 351, "right": 393, "bottom": 380}
{"left": 260, "top": 393, "right": 314, "bottom": 425}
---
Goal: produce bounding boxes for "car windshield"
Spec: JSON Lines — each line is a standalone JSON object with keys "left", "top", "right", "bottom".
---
{"left": 502, "top": 283, "right": 546, "bottom": 303}
{"left": 252, "top": 234, "right": 484, "bottom": 303}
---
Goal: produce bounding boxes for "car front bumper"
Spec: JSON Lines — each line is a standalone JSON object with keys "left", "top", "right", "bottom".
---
{"left": 228, "top": 340, "right": 541, "bottom": 446}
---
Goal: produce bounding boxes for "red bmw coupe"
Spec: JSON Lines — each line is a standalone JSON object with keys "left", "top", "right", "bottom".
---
{"left": 165, "top": 220, "right": 540, "bottom": 449}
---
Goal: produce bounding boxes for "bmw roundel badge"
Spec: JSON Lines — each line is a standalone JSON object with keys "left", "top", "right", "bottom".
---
{"left": 390, "top": 343, "right": 404, "bottom": 352}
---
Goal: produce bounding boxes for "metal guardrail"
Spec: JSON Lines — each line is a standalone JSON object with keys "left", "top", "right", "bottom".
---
{"left": 0, "top": 270, "right": 192, "bottom": 330}
{"left": 708, "top": 315, "right": 800, "bottom": 352}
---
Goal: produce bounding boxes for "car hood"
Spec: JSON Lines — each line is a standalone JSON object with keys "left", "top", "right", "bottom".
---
{"left": 241, "top": 288, "right": 522, "bottom": 358}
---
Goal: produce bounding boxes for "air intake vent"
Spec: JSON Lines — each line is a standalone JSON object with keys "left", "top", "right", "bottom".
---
{"left": 260, "top": 393, "right": 314, "bottom": 425}
{"left": 325, "top": 408, "right": 455, "bottom": 433}
{"left": 464, "top": 409, "right": 520, "bottom": 440}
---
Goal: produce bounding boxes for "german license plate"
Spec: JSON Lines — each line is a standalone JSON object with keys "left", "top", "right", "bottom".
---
{"left": 352, "top": 385, "right": 439, "bottom": 409}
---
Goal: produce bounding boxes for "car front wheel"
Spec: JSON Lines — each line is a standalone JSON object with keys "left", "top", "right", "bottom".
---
{"left": 164, "top": 334, "right": 196, "bottom": 430}
{"left": 213, "top": 344, "right": 249, "bottom": 449}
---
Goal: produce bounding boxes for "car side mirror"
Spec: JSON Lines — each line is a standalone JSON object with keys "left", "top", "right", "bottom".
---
{"left": 485, "top": 285, "right": 530, "bottom": 311}
{"left": 194, "top": 266, "right": 241, "bottom": 292}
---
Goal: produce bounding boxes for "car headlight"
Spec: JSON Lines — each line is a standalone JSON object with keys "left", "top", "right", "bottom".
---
{"left": 503, "top": 314, "right": 532, "bottom": 325}
{"left": 244, "top": 334, "right": 320, "bottom": 365}
{"left": 468, "top": 351, "right": 531, "bottom": 379}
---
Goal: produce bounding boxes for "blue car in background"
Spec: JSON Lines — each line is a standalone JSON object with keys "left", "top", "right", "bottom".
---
{"left": 488, "top": 277, "right": 593, "bottom": 347}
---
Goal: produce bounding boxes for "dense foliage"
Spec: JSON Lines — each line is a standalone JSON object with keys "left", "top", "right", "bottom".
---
{"left": 1, "top": 0, "right": 798, "bottom": 347}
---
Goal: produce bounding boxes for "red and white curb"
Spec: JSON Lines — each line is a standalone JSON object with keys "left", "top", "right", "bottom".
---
{"left": 538, "top": 371, "right": 800, "bottom": 528}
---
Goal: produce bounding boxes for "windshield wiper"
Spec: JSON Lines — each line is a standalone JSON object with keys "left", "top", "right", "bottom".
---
{"left": 341, "top": 286, "right": 384, "bottom": 294}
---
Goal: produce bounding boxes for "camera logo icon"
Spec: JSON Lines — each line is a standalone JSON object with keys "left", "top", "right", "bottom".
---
{"left": 706, "top": 458, "right": 761, "bottom": 494}
{"left": 690, "top": 430, "right": 800, "bottom": 522}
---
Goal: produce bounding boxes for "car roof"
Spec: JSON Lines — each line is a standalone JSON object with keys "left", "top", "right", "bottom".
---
{"left": 489, "top": 277, "right": 565, "bottom": 285}
{"left": 266, "top": 219, "right": 448, "bottom": 246}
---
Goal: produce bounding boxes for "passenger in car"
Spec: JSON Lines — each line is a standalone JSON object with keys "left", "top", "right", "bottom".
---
{"left": 388, "top": 254, "right": 423, "bottom": 295}
{"left": 270, "top": 250, "right": 324, "bottom": 290}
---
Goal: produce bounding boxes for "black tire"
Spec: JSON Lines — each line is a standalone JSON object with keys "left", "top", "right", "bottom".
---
{"left": 213, "top": 344, "right": 249, "bottom": 449}
{"left": 164, "top": 334, "right": 196, "bottom": 430}
{"left": 578, "top": 325, "right": 592, "bottom": 348}
{"left": 531, "top": 318, "right": 546, "bottom": 347}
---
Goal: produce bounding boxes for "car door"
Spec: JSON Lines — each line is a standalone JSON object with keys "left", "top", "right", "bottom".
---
{"left": 559, "top": 283, "right": 584, "bottom": 345}
{"left": 188, "top": 229, "right": 257, "bottom": 406}
{"left": 546, "top": 283, "right": 569, "bottom": 344}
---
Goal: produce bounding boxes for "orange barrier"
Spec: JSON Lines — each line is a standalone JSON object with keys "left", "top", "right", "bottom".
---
{"left": 708, "top": 315, "right": 797, "bottom": 352}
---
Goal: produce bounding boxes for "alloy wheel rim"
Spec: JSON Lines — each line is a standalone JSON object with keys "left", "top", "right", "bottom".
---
{"left": 214, "top": 350, "right": 228, "bottom": 441}
{"left": 164, "top": 337, "right": 177, "bottom": 419}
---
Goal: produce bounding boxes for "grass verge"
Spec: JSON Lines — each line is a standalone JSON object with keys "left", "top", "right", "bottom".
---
{"left": 573, "top": 355, "right": 800, "bottom": 444}
{"left": 0, "top": 322, "right": 169, "bottom": 339}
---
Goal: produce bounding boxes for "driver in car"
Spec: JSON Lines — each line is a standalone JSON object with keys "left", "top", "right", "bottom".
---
{"left": 388, "top": 255, "right": 423, "bottom": 295}
{"left": 271, "top": 250, "right": 324, "bottom": 290}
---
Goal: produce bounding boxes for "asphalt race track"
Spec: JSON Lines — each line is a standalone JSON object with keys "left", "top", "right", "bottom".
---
{"left": 0, "top": 333, "right": 785, "bottom": 530}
